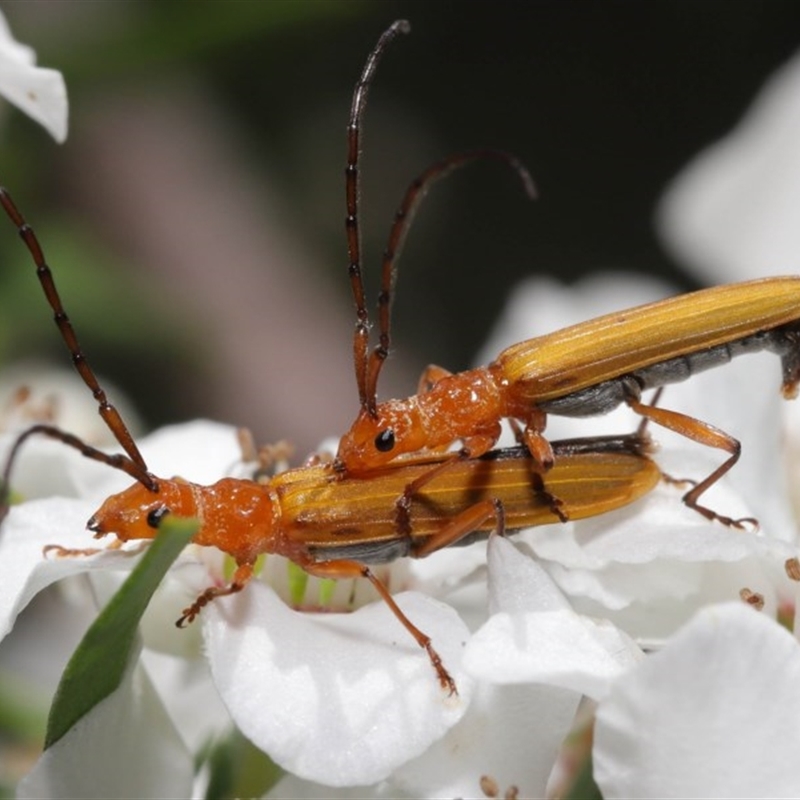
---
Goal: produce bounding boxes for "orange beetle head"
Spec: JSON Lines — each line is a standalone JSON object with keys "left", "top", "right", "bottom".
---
{"left": 336, "top": 401, "right": 427, "bottom": 474}
{"left": 87, "top": 478, "right": 196, "bottom": 543}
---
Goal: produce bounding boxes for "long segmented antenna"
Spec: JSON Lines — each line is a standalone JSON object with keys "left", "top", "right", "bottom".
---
{"left": 346, "top": 19, "right": 411, "bottom": 412}
{"left": 344, "top": 21, "right": 536, "bottom": 417}
{"left": 0, "top": 187, "right": 157, "bottom": 492}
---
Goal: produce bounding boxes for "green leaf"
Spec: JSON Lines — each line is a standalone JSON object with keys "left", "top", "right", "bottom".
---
{"left": 203, "top": 727, "right": 284, "bottom": 800}
{"left": 564, "top": 753, "right": 603, "bottom": 800}
{"left": 44, "top": 515, "right": 199, "bottom": 749}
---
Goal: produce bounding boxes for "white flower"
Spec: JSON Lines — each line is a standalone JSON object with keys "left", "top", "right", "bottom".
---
{"left": 2, "top": 307, "right": 796, "bottom": 797}
{"left": 0, "top": 9, "right": 67, "bottom": 142}
{"left": 5, "top": 45, "right": 800, "bottom": 792}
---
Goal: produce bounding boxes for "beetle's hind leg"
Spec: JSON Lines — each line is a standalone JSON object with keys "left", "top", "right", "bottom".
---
{"left": 625, "top": 395, "right": 757, "bottom": 529}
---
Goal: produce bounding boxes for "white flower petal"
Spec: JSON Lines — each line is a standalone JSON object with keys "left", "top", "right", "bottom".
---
{"left": 135, "top": 419, "right": 244, "bottom": 484}
{"left": 140, "top": 648, "right": 231, "bottom": 753}
{"left": 594, "top": 603, "right": 800, "bottom": 798}
{"left": 0, "top": 60, "right": 66, "bottom": 142}
{"left": 17, "top": 656, "right": 193, "bottom": 799}
{"left": 464, "top": 538, "right": 640, "bottom": 698}
{"left": 658, "top": 49, "right": 800, "bottom": 284}
{"left": 0, "top": 11, "right": 34, "bottom": 65}
{"left": 0, "top": 433, "right": 102, "bottom": 503}
{"left": 204, "top": 581, "right": 472, "bottom": 786}
{"left": 522, "top": 467, "right": 795, "bottom": 617}
{"left": 392, "top": 682, "right": 580, "bottom": 800}
{"left": 0, "top": 497, "right": 140, "bottom": 640}
{"left": 0, "top": 10, "right": 67, "bottom": 144}
{"left": 538, "top": 487, "right": 784, "bottom": 569}
{"left": 485, "top": 532, "right": 571, "bottom": 615}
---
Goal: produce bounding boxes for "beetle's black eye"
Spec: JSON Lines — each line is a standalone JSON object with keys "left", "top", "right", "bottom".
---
{"left": 374, "top": 428, "right": 395, "bottom": 452}
{"left": 146, "top": 505, "right": 170, "bottom": 528}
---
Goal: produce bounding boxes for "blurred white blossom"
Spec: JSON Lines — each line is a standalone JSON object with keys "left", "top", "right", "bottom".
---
{"left": 0, "top": 9, "right": 67, "bottom": 142}
{"left": 658, "top": 48, "right": 800, "bottom": 284}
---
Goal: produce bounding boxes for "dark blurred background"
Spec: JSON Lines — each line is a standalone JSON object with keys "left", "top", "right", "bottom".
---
{"left": 1, "top": 1, "right": 798, "bottom": 456}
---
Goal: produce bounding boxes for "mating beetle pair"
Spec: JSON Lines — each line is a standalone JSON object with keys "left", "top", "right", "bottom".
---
{"left": 1, "top": 20, "right": 796, "bottom": 691}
